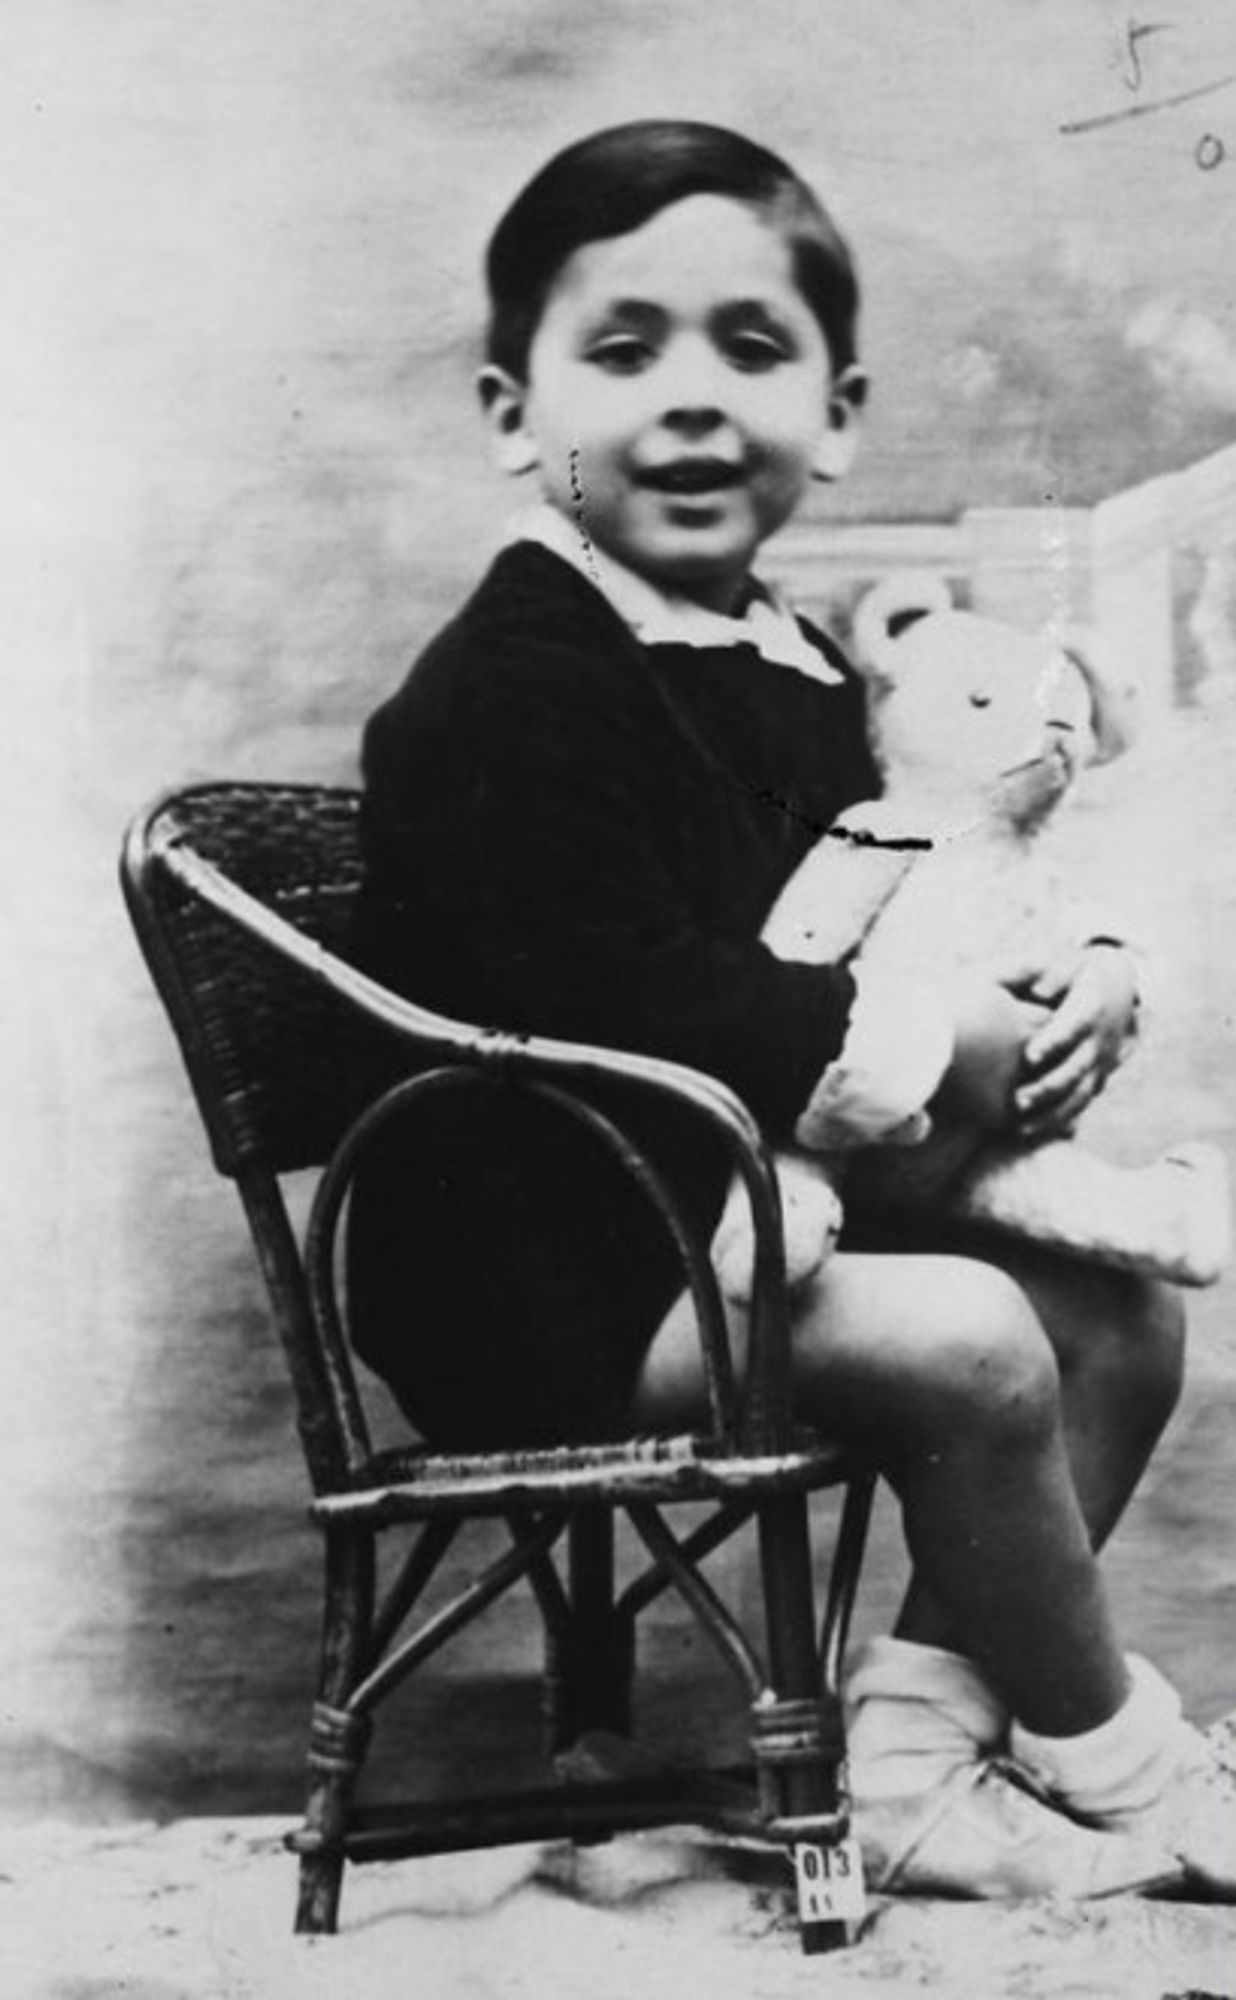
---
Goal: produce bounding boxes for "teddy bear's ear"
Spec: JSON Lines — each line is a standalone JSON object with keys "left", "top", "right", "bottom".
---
{"left": 1057, "top": 625, "right": 1140, "bottom": 764}
{"left": 851, "top": 571, "right": 954, "bottom": 684}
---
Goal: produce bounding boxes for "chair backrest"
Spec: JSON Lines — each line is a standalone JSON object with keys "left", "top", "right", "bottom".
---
{"left": 123, "top": 779, "right": 796, "bottom": 1466}
{"left": 121, "top": 781, "right": 370, "bottom": 1179}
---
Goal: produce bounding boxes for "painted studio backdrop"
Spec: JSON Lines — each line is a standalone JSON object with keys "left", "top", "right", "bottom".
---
{"left": 3, "top": 0, "right": 1236, "bottom": 1820}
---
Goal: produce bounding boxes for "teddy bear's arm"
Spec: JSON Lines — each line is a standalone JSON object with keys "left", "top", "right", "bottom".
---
{"left": 762, "top": 828, "right": 925, "bottom": 966}
{"left": 762, "top": 829, "right": 963, "bottom": 1153}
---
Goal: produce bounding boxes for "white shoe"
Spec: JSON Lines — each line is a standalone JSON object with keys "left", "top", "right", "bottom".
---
{"left": 855, "top": 1760, "right": 1183, "bottom": 1901}
{"left": 1101, "top": 1724, "right": 1236, "bottom": 1897}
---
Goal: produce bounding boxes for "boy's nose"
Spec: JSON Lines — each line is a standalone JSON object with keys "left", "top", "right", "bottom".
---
{"left": 656, "top": 339, "right": 734, "bottom": 430}
{"left": 662, "top": 402, "right": 727, "bottom": 439}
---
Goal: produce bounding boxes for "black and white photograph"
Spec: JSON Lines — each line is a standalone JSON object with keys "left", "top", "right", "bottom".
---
{"left": 4, "top": 4, "right": 1236, "bottom": 1993}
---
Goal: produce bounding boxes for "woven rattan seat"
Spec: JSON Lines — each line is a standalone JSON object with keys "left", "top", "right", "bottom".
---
{"left": 121, "top": 780, "right": 878, "bottom": 1951}
{"left": 314, "top": 1431, "right": 859, "bottom": 1523}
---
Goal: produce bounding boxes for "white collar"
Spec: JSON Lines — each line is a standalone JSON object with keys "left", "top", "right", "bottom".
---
{"left": 505, "top": 503, "right": 842, "bottom": 685}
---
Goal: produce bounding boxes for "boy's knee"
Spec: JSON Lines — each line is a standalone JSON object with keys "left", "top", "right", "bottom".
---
{"left": 914, "top": 1260, "right": 1061, "bottom": 1445}
{"left": 1095, "top": 1269, "right": 1186, "bottom": 1420}
{"left": 1126, "top": 1269, "right": 1185, "bottom": 1362}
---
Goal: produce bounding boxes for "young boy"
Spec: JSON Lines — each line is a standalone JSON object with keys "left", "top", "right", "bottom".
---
{"left": 349, "top": 119, "right": 1234, "bottom": 1898}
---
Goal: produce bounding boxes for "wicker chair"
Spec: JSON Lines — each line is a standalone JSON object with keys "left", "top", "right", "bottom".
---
{"left": 120, "top": 779, "right": 878, "bottom": 1951}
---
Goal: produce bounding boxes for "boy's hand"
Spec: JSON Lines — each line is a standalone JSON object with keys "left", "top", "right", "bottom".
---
{"left": 1012, "top": 945, "right": 1139, "bottom": 1140}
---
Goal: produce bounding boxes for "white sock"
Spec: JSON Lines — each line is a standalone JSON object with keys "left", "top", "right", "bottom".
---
{"left": 1010, "top": 1655, "right": 1193, "bottom": 1822}
{"left": 846, "top": 1636, "right": 1007, "bottom": 1802}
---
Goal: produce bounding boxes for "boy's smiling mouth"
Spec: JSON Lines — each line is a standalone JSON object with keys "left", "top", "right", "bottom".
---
{"left": 638, "top": 456, "right": 746, "bottom": 493}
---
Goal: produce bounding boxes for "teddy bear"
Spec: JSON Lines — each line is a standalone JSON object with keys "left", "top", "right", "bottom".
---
{"left": 712, "top": 574, "right": 1231, "bottom": 1299}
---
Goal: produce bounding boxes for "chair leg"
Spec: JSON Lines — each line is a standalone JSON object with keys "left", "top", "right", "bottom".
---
{"left": 294, "top": 1525, "right": 376, "bottom": 1934}
{"left": 753, "top": 1493, "right": 850, "bottom": 1954}
{"left": 545, "top": 1511, "right": 634, "bottom": 1754}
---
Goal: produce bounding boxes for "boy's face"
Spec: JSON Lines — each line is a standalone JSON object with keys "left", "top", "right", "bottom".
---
{"left": 481, "top": 194, "right": 863, "bottom": 613}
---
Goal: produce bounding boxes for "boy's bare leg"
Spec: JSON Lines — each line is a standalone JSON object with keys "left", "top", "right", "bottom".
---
{"left": 632, "top": 1249, "right": 1146, "bottom": 1735}
{"left": 891, "top": 1233, "right": 1184, "bottom": 1668}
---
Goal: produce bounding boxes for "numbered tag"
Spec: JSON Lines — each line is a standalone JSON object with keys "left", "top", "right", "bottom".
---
{"left": 793, "top": 1836, "right": 866, "bottom": 1924}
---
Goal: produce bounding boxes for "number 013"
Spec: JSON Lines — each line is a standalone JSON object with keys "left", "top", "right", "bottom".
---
{"left": 793, "top": 1836, "right": 866, "bottom": 1922}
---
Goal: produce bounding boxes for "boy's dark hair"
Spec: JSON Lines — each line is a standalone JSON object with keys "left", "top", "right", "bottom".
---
{"left": 485, "top": 119, "right": 859, "bottom": 382}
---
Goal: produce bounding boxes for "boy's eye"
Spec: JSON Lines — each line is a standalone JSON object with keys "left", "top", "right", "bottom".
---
{"left": 724, "top": 328, "right": 792, "bottom": 371}
{"left": 587, "top": 335, "right": 653, "bottom": 374}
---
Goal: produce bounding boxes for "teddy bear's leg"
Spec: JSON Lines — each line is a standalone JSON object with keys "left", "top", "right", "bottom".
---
{"left": 778, "top": 1153, "right": 846, "bottom": 1290}
{"left": 711, "top": 1152, "right": 845, "bottom": 1303}
{"left": 944, "top": 1138, "right": 1232, "bottom": 1288}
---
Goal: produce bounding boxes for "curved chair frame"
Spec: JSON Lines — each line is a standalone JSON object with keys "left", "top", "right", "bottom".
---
{"left": 121, "top": 780, "right": 878, "bottom": 1951}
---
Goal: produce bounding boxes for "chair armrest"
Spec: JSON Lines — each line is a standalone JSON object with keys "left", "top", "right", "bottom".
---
{"left": 155, "top": 833, "right": 795, "bottom": 1452}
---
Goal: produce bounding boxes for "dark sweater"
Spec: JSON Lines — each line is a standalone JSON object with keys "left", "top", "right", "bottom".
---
{"left": 348, "top": 542, "right": 878, "bottom": 1446}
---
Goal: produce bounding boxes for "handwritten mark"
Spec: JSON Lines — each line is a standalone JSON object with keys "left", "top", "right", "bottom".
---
{"left": 1060, "top": 68, "right": 1236, "bottom": 135}
{"left": 1122, "top": 19, "right": 1173, "bottom": 94}
{"left": 1196, "top": 131, "right": 1227, "bottom": 169}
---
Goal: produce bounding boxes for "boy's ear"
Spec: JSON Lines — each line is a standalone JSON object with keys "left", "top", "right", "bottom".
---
{"left": 477, "top": 366, "right": 541, "bottom": 476}
{"left": 813, "top": 364, "right": 867, "bottom": 483}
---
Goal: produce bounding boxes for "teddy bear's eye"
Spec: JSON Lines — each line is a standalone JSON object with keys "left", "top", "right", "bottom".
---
{"left": 969, "top": 691, "right": 992, "bottom": 709}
